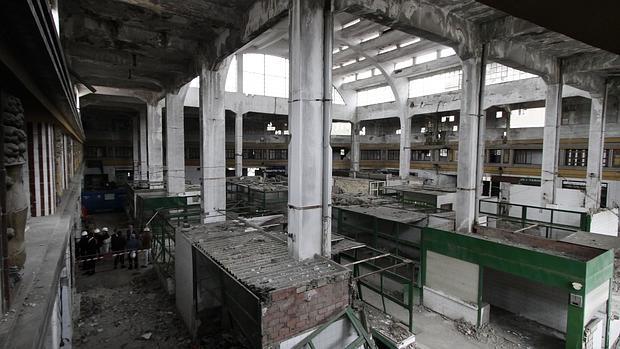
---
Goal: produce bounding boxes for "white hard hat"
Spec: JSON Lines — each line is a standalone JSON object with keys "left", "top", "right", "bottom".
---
{"left": 94, "top": 228, "right": 100, "bottom": 233}
{"left": 102, "top": 227, "right": 109, "bottom": 232}
{"left": 81, "top": 231, "right": 88, "bottom": 237}
{"left": 144, "top": 227, "right": 151, "bottom": 232}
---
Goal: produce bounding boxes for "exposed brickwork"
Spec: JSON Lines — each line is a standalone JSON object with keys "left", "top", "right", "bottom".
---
{"left": 261, "top": 277, "right": 350, "bottom": 347}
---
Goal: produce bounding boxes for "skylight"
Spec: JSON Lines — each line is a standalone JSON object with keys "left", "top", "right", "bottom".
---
{"left": 399, "top": 38, "right": 421, "bottom": 47}
{"left": 361, "top": 32, "right": 380, "bottom": 43}
{"left": 342, "top": 18, "right": 360, "bottom": 29}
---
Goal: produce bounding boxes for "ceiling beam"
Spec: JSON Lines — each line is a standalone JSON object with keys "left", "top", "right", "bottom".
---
{"left": 334, "top": 0, "right": 480, "bottom": 59}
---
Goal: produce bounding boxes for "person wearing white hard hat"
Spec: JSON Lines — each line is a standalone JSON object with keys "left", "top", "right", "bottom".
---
{"left": 84, "top": 231, "right": 99, "bottom": 275}
{"left": 78, "top": 231, "right": 89, "bottom": 258}
{"left": 100, "top": 227, "right": 111, "bottom": 254}
{"left": 141, "top": 226, "right": 152, "bottom": 267}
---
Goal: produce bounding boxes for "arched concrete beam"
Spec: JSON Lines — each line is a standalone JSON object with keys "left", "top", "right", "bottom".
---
{"left": 334, "top": 0, "right": 479, "bottom": 59}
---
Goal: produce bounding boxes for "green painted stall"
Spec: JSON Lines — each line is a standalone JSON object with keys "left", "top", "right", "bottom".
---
{"left": 421, "top": 227, "right": 614, "bottom": 349}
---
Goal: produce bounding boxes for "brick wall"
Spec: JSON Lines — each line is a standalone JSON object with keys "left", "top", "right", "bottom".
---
{"left": 261, "top": 277, "right": 350, "bottom": 347}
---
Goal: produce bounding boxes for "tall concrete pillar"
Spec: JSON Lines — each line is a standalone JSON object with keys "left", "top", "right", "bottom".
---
{"left": 399, "top": 116, "right": 411, "bottom": 179}
{"left": 139, "top": 109, "right": 148, "bottom": 182}
{"left": 540, "top": 71, "right": 563, "bottom": 206}
{"left": 236, "top": 53, "right": 244, "bottom": 94}
{"left": 351, "top": 121, "right": 360, "bottom": 175}
{"left": 455, "top": 54, "right": 485, "bottom": 233}
{"left": 165, "top": 84, "right": 190, "bottom": 195}
{"left": 234, "top": 112, "right": 243, "bottom": 177}
{"left": 147, "top": 100, "right": 164, "bottom": 189}
{"left": 395, "top": 79, "right": 410, "bottom": 180}
{"left": 132, "top": 116, "right": 139, "bottom": 181}
{"left": 288, "top": 0, "right": 332, "bottom": 260}
{"left": 199, "top": 60, "right": 230, "bottom": 223}
{"left": 585, "top": 91, "right": 607, "bottom": 211}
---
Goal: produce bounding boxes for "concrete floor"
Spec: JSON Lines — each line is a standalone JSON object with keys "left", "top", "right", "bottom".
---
{"left": 413, "top": 306, "right": 564, "bottom": 349}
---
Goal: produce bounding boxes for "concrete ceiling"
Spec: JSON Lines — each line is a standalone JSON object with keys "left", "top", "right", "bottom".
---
{"left": 60, "top": 0, "right": 254, "bottom": 93}
{"left": 61, "top": 0, "right": 620, "bottom": 99}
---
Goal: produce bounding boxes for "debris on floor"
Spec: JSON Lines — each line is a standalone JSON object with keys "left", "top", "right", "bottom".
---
{"left": 74, "top": 269, "right": 192, "bottom": 348}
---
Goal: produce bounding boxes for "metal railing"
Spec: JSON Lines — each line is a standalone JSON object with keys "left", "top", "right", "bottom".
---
{"left": 334, "top": 245, "right": 418, "bottom": 332}
{"left": 149, "top": 207, "right": 203, "bottom": 277}
{"left": 479, "top": 199, "right": 590, "bottom": 236}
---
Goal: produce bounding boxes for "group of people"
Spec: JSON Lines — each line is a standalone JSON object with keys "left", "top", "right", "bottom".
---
{"left": 77, "top": 224, "right": 152, "bottom": 275}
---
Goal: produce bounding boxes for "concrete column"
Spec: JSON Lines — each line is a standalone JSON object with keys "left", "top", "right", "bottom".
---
{"left": 132, "top": 116, "right": 139, "bottom": 181}
{"left": 456, "top": 54, "right": 485, "bottom": 233}
{"left": 399, "top": 116, "right": 411, "bottom": 179}
{"left": 585, "top": 91, "right": 607, "bottom": 211}
{"left": 236, "top": 53, "right": 244, "bottom": 94}
{"left": 288, "top": 0, "right": 332, "bottom": 260}
{"left": 139, "top": 109, "right": 148, "bottom": 182}
{"left": 351, "top": 121, "right": 360, "bottom": 175}
{"left": 395, "top": 79, "right": 411, "bottom": 180}
{"left": 147, "top": 100, "right": 164, "bottom": 189}
{"left": 540, "top": 73, "right": 563, "bottom": 206}
{"left": 199, "top": 60, "right": 230, "bottom": 223}
{"left": 234, "top": 112, "right": 243, "bottom": 176}
{"left": 165, "top": 84, "right": 190, "bottom": 195}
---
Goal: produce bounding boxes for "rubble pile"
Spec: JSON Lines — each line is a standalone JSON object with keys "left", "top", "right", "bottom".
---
{"left": 75, "top": 269, "right": 247, "bottom": 348}
{"left": 75, "top": 270, "right": 191, "bottom": 348}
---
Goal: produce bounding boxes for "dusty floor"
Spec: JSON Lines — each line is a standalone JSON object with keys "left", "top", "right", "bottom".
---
{"left": 74, "top": 267, "right": 192, "bottom": 348}
{"left": 413, "top": 306, "right": 564, "bottom": 349}
{"left": 74, "top": 212, "right": 248, "bottom": 348}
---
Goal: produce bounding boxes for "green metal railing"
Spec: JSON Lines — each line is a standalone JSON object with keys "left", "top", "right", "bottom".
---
{"left": 130, "top": 190, "right": 201, "bottom": 277}
{"left": 479, "top": 199, "right": 590, "bottom": 236}
{"left": 333, "top": 206, "right": 427, "bottom": 262}
{"left": 335, "top": 246, "right": 418, "bottom": 332}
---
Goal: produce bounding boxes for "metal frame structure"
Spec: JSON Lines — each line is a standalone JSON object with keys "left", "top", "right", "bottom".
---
{"left": 479, "top": 199, "right": 591, "bottom": 235}
{"left": 334, "top": 245, "right": 417, "bottom": 333}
